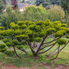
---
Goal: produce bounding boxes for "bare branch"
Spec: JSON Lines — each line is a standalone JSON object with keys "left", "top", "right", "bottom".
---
{"left": 44, "top": 37, "right": 61, "bottom": 44}
{"left": 49, "top": 41, "right": 69, "bottom": 57}
{"left": 19, "top": 48, "right": 28, "bottom": 54}
{"left": 28, "top": 41, "right": 35, "bottom": 54}
{"left": 39, "top": 42, "right": 56, "bottom": 54}
{"left": 13, "top": 45, "right": 21, "bottom": 59}
{"left": 48, "top": 46, "right": 59, "bottom": 55}
{"left": 40, "top": 42, "right": 57, "bottom": 50}
{"left": 36, "top": 35, "right": 48, "bottom": 54}
{"left": 49, "top": 45, "right": 60, "bottom": 60}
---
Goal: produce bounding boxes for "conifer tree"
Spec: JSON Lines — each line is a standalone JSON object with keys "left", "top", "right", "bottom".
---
{"left": 0, "top": 20, "right": 69, "bottom": 60}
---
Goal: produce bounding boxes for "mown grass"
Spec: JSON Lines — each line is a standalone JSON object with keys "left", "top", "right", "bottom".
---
{"left": 0, "top": 38, "right": 69, "bottom": 68}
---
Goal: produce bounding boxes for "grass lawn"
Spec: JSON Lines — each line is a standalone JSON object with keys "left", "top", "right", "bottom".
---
{"left": 0, "top": 38, "right": 69, "bottom": 69}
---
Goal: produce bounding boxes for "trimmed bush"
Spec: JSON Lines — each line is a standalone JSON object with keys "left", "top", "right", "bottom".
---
{"left": 56, "top": 39, "right": 67, "bottom": 45}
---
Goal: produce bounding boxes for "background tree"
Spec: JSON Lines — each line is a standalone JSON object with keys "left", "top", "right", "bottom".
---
{"left": 36, "top": 0, "right": 61, "bottom": 7}
{"left": 0, "top": 0, "right": 5, "bottom": 14}
{"left": 0, "top": 0, "right": 5, "bottom": 26}
{"left": 22, "top": 0, "right": 25, "bottom": 3}
{"left": 0, "top": 7, "right": 23, "bottom": 29}
{"left": 61, "top": 0, "right": 69, "bottom": 12}
{"left": 0, "top": 19, "right": 69, "bottom": 60}
{"left": 2, "top": 0, "right": 6, "bottom": 5}
{"left": 49, "top": 0, "right": 61, "bottom": 5}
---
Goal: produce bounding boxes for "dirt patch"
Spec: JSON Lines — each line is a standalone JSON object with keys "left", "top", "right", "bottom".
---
{"left": 0, "top": 63, "right": 69, "bottom": 69}
{"left": 43, "top": 63, "right": 52, "bottom": 69}
{"left": 1, "top": 64, "right": 31, "bottom": 69}
{"left": 54, "top": 64, "right": 66, "bottom": 69}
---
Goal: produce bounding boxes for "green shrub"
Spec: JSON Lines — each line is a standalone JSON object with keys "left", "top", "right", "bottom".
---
{"left": 0, "top": 48, "right": 7, "bottom": 52}
{"left": 3, "top": 38, "right": 8, "bottom": 43}
{"left": 0, "top": 44, "right": 6, "bottom": 52}
{"left": 66, "top": 35, "right": 69, "bottom": 38}
{"left": 16, "top": 35, "right": 29, "bottom": 40}
{"left": 22, "top": 4, "right": 48, "bottom": 22}
{"left": 17, "top": 45, "right": 23, "bottom": 49}
{"left": 54, "top": 30, "right": 67, "bottom": 37}
{"left": 0, "top": 35, "right": 4, "bottom": 39}
{"left": 12, "top": 40, "right": 19, "bottom": 45}
{"left": 17, "top": 21, "right": 25, "bottom": 26}
{"left": 35, "top": 37, "right": 42, "bottom": 42}
{"left": 0, "top": 27, "right": 4, "bottom": 30}
{"left": 19, "top": 41, "right": 27, "bottom": 45}
{"left": 6, "top": 42, "right": 13, "bottom": 47}
{"left": 61, "top": 24, "right": 67, "bottom": 27}
{"left": 14, "top": 30, "right": 22, "bottom": 35}
{"left": 56, "top": 39, "right": 67, "bottom": 45}
{"left": 0, "top": 7, "right": 23, "bottom": 29}
{"left": 4, "top": 50, "right": 15, "bottom": 56}
{"left": 66, "top": 28, "right": 69, "bottom": 33}
{"left": 0, "top": 44, "right": 6, "bottom": 49}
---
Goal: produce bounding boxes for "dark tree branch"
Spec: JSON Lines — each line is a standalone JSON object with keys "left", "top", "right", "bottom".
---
{"left": 36, "top": 35, "right": 48, "bottom": 54}
{"left": 44, "top": 37, "right": 61, "bottom": 44}
{"left": 12, "top": 35, "right": 21, "bottom": 59}
{"left": 49, "top": 45, "right": 60, "bottom": 60}
{"left": 39, "top": 42, "right": 56, "bottom": 54}
{"left": 40, "top": 42, "right": 57, "bottom": 50}
{"left": 49, "top": 41, "right": 69, "bottom": 57}
{"left": 19, "top": 48, "right": 28, "bottom": 54}
{"left": 13, "top": 45, "right": 21, "bottom": 59}
{"left": 48, "top": 46, "right": 59, "bottom": 55}
{"left": 28, "top": 41, "right": 35, "bottom": 54}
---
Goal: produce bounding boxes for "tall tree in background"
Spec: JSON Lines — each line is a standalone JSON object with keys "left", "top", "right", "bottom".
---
{"left": 61, "top": 0, "right": 69, "bottom": 12}
{"left": 2, "top": 0, "right": 6, "bottom": 5}
{"left": 0, "top": 0, "right": 4, "bottom": 14}
{"left": 0, "top": 0, "right": 5, "bottom": 25}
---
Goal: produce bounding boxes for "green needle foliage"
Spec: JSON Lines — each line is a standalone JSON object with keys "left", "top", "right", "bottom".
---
{"left": 0, "top": 19, "right": 69, "bottom": 60}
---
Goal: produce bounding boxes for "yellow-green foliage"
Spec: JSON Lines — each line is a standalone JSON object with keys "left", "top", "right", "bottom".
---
{"left": 0, "top": 19, "right": 69, "bottom": 58}
{"left": 0, "top": 19, "right": 69, "bottom": 44}
{"left": 56, "top": 39, "right": 67, "bottom": 45}
{"left": 66, "top": 28, "right": 69, "bottom": 33}
{"left": 48, "top": 5, "right": 65, "bottom": 21}
{"left": 3, "top": 38, "right": 8, "bottom": 43}
{"left": 17, "top": 45, "right": 23, "bottom": 49}
{"left": 6, "top": 42, "right": 13, "bottom": 47}
{"left": 19, "top": 41, "right": 27, "bottom": 45}
{"left": 12, "top": 40, "right": 19, "bottom": 45}
{"left": 25, "top": 4, "right": 48, "bottom": 14}
{"left": 66, "top": 35, "right": 69, "bottom": 38}
{"left": 54, "top": 30, "right": 67, "bottom": 37}
{"left": 0, "top": 44, "right": 6, "bottom": 52}
{"left": 4, "top": 50, "right": 14, "bottom": 56}
{"left": 0, "top": 35, "right": 4, "bottom": 39}
{"left": 0, "top": 27, "right": 4, "bottom": 30}
{"left": 22, "top": 4, "right": 48, "bottom": 22}
{"left": 61, "top": 24, "right": 67, "bottom": 27}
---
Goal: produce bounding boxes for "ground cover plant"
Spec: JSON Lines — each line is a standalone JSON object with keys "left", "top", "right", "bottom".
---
{"left": 0, "top": 19, "right": 69, "bottom": 60}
